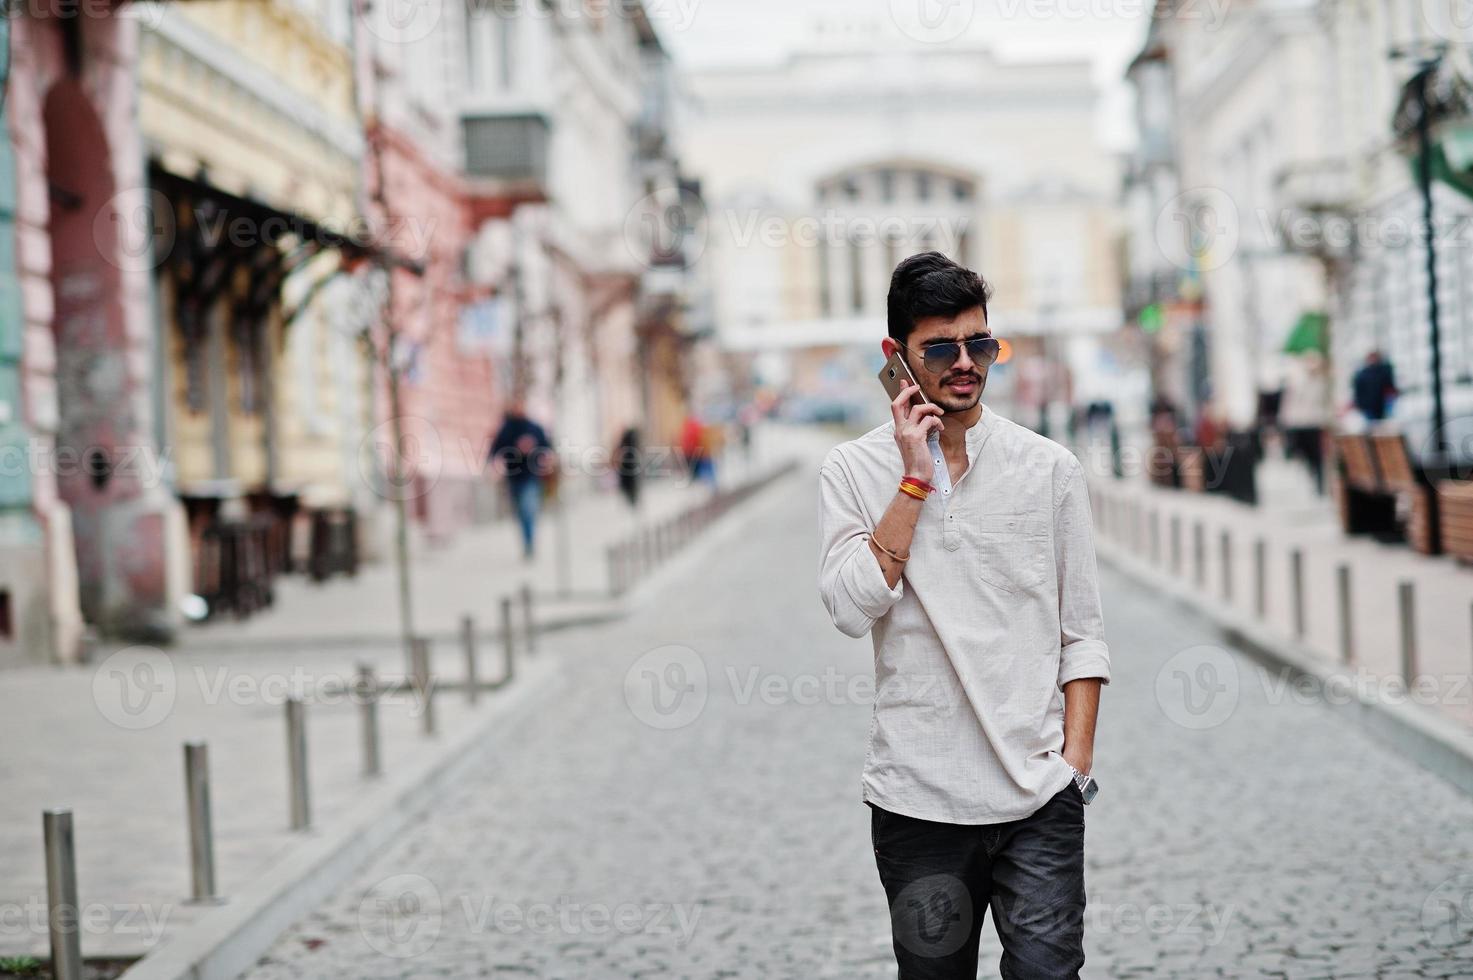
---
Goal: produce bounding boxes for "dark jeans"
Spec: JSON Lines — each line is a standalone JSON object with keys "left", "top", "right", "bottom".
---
{"left": 1283, "top": 426, "right": 1325, "bottom": 495}
{"left": 871, "top": 785, "right": 1086, "bottom": 979}
{"left": 508, "top": 479, "right": 542, "bottom": 556}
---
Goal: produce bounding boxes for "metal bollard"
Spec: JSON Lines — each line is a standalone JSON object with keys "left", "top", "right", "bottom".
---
{"left": 285, "top": 697, "right": 310, "bottom": 830}
{"left": 1290, "top": 549, "right": 1305, "bottom": 639}
{"left": 501, "top": 595, "right": 516, "bottom": 686}
{"left": 1150, "top": 510, "right": 1161, "bottom": 565}
{"left": 1170, "top": 515, "right": 1182, "bottom": 574}
{"left": 1254, "top": 539, "right": 1267, "bottom": 618}
{"left": 1399, "top": 580, "right": 1418, "bottom": 686}
{"left": 184, "top": 742, "right": 218, "bottom": 901}
{"left": 521, "top": 583, "right": 537, "bottom": 656}
{"left": 357, "top": 664, "right": 382, "bottom": 778}
{"left": 1337, "top": 564, "right": 1354, "bottom": 664}
{"left": 1193, "top": 521, "right": 1206, "bottom": 588}
{"left": 1219, "top": 530, "right": 1232, "bottom": 602}
{"left": 412, "top": 636, "right": 436, "bottom": 736}
{"left": 43, "top": 809, "right": 82, "bottom": 980}
{"left": 462, "top": 615, "right": 479, "bottom": 705}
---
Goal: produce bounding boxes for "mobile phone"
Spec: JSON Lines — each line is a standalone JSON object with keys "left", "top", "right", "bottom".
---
{"left": 878, "top": 351, "right": 929, "bottom": 407}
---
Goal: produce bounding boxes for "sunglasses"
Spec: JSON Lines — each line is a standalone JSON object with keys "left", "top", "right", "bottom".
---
{"left": 900, "top": 337, "right": 1002, "bottom": 373}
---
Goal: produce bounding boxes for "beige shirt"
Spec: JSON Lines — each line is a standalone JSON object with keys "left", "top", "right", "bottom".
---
{"left": 817, "top": 407, "right": 1111, "bottom": 824}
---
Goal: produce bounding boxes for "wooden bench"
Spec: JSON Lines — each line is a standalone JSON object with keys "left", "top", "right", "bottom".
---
{"left": 1437, "top": 481, "right": 1473, "bottom": 563}
{"left": 1372, "top": 432, "right": 1445, "bottom": 554}
{"left": 1331, "top": 433, "right": 1401, "bottom": 540}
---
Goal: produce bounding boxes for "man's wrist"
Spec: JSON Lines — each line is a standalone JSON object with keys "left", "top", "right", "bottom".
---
{"left": 1062, "top": 749, "right": 1093, "bottom": 774}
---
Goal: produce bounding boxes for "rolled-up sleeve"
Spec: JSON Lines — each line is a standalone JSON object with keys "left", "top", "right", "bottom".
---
{"left": 818, "top": 456, "right": 903, "bottom": 638}
{"left": 1054, "top": 458, "right": 1111, "bottom": 686}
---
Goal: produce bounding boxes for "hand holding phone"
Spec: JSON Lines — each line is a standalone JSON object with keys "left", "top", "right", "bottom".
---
{"left": 879, "top": 352, "right": 943, "bottom": 480}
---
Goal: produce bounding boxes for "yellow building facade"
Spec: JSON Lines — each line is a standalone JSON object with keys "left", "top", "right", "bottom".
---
{"left": 138, "top": 0, "right": 375, "bottom": 604}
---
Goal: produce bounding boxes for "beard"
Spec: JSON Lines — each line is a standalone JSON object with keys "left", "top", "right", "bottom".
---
{"left": 923, "top": 367, "right": 988, "bottom": 414}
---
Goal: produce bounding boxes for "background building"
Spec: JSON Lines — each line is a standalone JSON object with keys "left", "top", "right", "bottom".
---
{"left": 681, "top": 24, "right": 1133, "bottom": 429}
{"left": 1127, "top": 0, "right": 1473, "bottom": 454}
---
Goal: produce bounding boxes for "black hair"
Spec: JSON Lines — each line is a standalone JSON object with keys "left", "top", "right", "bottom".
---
{"left": 886, "top": 251, "right": 992, "bottom": 343}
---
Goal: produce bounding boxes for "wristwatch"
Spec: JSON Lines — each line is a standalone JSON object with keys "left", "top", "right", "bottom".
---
{"left": 1067, "top": 765, "right": 1099, "bottom": 805}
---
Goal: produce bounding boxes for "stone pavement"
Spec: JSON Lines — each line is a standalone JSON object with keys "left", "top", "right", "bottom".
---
{"left": 0, "top": 430, "right": 806, "bottom": 963}
{"left": 233, "top": 448, "right": 1473, "bottom": 979}
{"left": 1082, "top": 448, "right": 1473, "bottom": 731}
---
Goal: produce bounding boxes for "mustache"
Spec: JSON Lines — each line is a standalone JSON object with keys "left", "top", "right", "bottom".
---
{"left": 940, "top": 371, "right": 981, "bottom": 385}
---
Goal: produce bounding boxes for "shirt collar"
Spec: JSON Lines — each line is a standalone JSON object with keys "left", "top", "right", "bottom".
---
{"left": 967, "top": 404, "right": 996, "bottom": 448}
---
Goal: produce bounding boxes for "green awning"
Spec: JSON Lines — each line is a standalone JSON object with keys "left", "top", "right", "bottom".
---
{"left": 1283, "top": 312, "right": 1328, "bottom": 355}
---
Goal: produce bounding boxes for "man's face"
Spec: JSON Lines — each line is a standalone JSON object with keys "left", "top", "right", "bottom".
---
{"left": 883, "top": 307, "right": 991, "bottom": 414}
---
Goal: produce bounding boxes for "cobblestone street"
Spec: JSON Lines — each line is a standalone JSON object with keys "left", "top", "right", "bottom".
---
{"left": 236, "top": 475, "right": 1473, "bottom": 980}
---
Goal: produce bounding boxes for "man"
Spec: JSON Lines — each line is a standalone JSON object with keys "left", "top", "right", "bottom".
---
{"left": 1352, "top": 350, "right": 1397, "bottom": 422}
{"left": 817, "top": 252, "right": 1109, "bottom": 979}
{"left": 489, "top": 400, "right": 553, "bottom": 559}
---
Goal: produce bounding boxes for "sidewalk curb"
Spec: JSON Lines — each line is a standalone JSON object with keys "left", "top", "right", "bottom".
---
{"left": 1094, "top": 502, "right": 1473, "bottom": 799}
{"left": 116, "top": 655, "right": 566, "bottom": 980}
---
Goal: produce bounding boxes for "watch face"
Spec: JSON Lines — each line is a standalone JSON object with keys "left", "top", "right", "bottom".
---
{"left": 1079, "top": 776, "right": 1099, "bottom": 805}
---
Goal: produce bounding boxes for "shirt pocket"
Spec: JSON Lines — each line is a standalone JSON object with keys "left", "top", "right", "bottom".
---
{"left": 969, "top": 515, "right": 1050, "bottom": 594}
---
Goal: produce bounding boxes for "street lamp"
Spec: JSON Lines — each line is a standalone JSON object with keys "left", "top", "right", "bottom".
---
{"left": 1390, "top": 43, "right": 1452, "bottom": 460}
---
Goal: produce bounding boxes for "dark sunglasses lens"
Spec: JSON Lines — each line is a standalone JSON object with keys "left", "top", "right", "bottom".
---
{"left": 922, "top": 344, "right": 961, "bottom": 371}
{"left": 967, "top": 338, "right": 1001, "bottom": 364}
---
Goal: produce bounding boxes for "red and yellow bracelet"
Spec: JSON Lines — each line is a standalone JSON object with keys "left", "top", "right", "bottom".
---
{"left": 898, "top": 476, "right": 934, "bottom": 500}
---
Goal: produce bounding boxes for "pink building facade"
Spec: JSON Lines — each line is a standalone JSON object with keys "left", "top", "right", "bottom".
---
{"left": 1, "top": 11, "right": 185, "bottom": 666}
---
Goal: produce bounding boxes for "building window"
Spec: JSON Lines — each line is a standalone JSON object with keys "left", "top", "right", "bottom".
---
{"left": 953, "top": 179, "right": 970, "bottom": 202}
{"left": 879, "top": 168, "right": 895, "bottom": 202}
{"left": 916, "top": 172, "right": 931, "bottom": 201}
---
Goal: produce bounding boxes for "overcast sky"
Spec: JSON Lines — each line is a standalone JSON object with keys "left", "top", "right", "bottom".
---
{"left": 651, "top": 0, "right": 1149, "bottom": 151}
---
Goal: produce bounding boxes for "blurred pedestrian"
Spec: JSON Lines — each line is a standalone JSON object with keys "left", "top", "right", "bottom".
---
{"left": 489, "top": 399, "right": 554, "bottom": 560}
{"left": 679, "top": 414, "right": 705, "bottom": 480}
{"left": 696, "top": 421, "right": 723, "bottom": 488}
{"left": 614, "top": 425, "right": 642, "bottom": 510}
{"left": 1149, "top": 395, "right": 1182, "bottom": 486}
{"left": 1281, "top": 353, "right": 1330, "bottom": 494}
{"left": 1352, "top": 350, "right": 1398, "bottom": 423}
